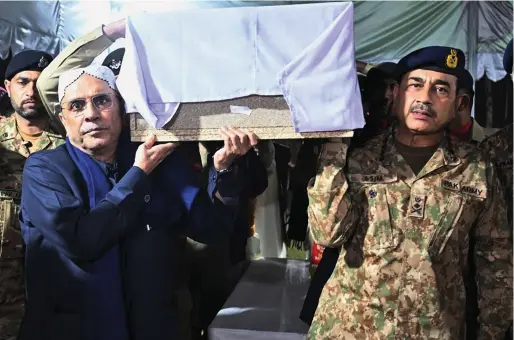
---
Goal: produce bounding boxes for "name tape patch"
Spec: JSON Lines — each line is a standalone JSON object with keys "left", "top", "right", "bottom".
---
{"left": 349, "top": 173, "right": 397, "bottom": 184}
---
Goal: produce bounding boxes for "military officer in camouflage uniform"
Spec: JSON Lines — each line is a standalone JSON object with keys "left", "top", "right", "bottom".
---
{"left": 0, "top": 50, "right": 64, "bottom": 340}
{"left": 480, "top": 39, "right": 513, "bottom": 230}
{"left": 480, "top": 40, "right": 513, "bottom": 340}
{"left": 308, "top": 46, "right": 512, "bottom": 339}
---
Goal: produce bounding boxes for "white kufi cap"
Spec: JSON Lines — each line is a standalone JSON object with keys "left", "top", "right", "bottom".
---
{"left": 58, "top": 64, "right": 118, "bottom": 103}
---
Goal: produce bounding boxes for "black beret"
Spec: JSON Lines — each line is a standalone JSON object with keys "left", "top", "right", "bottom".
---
{"left": 5, "top": 50, "right": 53, "bottom": 80}
{"left": 394, "top": 46, "right": 467, "bottom": 83}
{"left": 367, "top": 62, "right": 397, "bottom": 83}
{"left": 460, "top": 69, "right": 474, "bottom": 93}
{"left": 503, "top": 39, "right": 513, "bottom": 75}
{"left": 102, "top": 48, "right": 125, "bottom": 76}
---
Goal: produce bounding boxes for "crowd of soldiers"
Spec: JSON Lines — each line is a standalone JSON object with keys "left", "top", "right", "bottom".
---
{"left": 0, "top": 16, "right": 511, "bottom": 340}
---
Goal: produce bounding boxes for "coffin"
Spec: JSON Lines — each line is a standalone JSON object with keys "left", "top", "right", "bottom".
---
{"left": 129, "top": 96, "right": 354, "bottom": 142}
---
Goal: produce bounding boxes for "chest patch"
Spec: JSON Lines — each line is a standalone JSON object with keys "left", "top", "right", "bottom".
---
{"left": 461, "top": 185, "right": 485, "bottom": 198}
{"left": 349, "top": 173, "right": 397, "bottom": 184}
{"left": 0, "top": 189, "right": 20, "bottom": 200}
{"left": 441, "top": 179, "right": 460, "bottom": 192}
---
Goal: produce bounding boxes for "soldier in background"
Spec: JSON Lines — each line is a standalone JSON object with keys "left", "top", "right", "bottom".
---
{"left": 0, "top": 50, "right": 64, "bottom": 340}
{"left": 1, "top": 51, "right": 64, "bottom": 156}
{"left": 449, "top": 69, "right": 489, "bottom": 144}
{"left": 480, "top": 39, "right": 513, "bottom": 229}
{"left": 308, "top": 46, "right": 512, "bottom": 339}
{"left": 479, "top": 39, "right": 513, "bottom": 340}
{"left": 0, "top": 87, "right": 11, "bottom": 122}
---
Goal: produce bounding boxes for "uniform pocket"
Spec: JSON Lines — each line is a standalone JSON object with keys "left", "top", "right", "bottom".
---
{"left": 362, "top": 185, "right": 398, "bottom": 251}
{"left": 428, "top": 195, "right": 463, "bottom": 257}
{"left": 0, "top": 198, "right": 23, "bottom": 259}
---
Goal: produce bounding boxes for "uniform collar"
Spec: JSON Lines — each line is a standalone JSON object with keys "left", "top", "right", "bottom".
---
{"left": 0, "top": 114, "right": 56, "bottom": 151}
{"left": 380, "top": 124, "right": 461, "bottom": 185}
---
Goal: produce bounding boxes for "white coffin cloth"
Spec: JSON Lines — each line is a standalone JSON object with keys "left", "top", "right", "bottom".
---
{"left": 116, "top": 2, "right": 365, "bottom": 132}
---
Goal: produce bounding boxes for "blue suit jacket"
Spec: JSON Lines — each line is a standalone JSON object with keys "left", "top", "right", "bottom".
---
{"left": 18, "top": 142, "right": 241, "bottom": 340}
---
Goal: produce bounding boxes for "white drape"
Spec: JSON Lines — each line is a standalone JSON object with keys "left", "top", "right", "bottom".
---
{"left": 0, "top": 1, "right": 511, "bottom": 81}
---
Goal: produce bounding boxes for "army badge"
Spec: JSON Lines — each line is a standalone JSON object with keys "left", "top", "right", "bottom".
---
{"left": 38, "top": 56, "right": 49, "bottom": 68}
{"left": 109, "top": 59, "right": 122, "bottom": 71}
{"left": 409, "top": 195, "right": 426, "bottom": 218}
{"left": 445, "top": 49, "right": 458, "bottom": 69}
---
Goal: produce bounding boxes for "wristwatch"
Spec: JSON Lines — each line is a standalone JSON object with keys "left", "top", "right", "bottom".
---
{"left": 213, "top": 166, "right": 234, "bottom": 183}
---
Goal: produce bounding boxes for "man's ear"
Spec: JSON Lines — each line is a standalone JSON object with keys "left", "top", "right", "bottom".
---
{"left": 392, "top": 82, "right": 399, "bottom": 101}
{"left": 457, "top": 94, "right": 469, "bottom": 112}
{"left": 58, "top": 111, "right": 66, "bottom": 123}
{"left": 4, "top": 80, "right": 11, "bottom": 97}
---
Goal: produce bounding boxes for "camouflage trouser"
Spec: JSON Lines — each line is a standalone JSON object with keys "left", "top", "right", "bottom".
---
{"left": 0, "top": 259, "right": 25, "bottom": 340}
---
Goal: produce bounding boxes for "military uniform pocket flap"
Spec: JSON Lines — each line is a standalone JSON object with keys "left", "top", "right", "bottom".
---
{"left": 0, "top": 198, "right": 23, "bottom": 259}
{"left": 428, "top": 195, "right": 464, "bottom": 257}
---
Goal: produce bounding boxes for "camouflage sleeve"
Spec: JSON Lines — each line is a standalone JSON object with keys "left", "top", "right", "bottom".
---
{"left": 474, "top": 165, "right": 513, "bottom": 339}
{"left": 307, "top": 139, "right": 358, "bottom": 247}
{"left": 37, "top": 26, "right": 113, "bottom": 118}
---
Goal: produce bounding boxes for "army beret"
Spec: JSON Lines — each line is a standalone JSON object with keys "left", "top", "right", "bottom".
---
{"left": 394, "top": 46, "right": 467, "bottom": 84}
{"left": 102, "top": 48, "right": 125, "bottom": 76}
{"left": 5, "top": 50, "right": 53, "bottom": 80}
{"left": 460, "top": 69, "right": 474, "bottom": 93}
{"left": 503, "top": 39, "right": 512, "bottom": 75}
{"left": 367, "top": 62, "right": 397, "bottom": 83}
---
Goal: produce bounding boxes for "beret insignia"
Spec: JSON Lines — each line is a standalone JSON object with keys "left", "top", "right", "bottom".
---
{"left": 446, "top": 49, "right": 458, "bottom": 69}
{"left": 38, "top": 56, "right": 49, "bottom": 68}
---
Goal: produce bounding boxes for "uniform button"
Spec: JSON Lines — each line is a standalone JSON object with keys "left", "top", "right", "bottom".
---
{"left": 146, "top": 224, "right": 152, "bottom": 231}
{"left": 144, "top": 194, "right": 151, "bottom": 203}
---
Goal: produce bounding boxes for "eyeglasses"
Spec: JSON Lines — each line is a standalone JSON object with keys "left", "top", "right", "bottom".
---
{"left": 61, "top": 93, "right": 114, "bottom": 117}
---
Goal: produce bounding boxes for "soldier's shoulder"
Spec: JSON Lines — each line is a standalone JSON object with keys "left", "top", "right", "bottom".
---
{"left": 452, "top": 139, "right": 483, "bottom": 162}
{"left": 44, "top": 124, "right": 65, "bottom": 139}
{"left": 349, "top": 133, "right": 384, "bottom": 159}
{"left": 0, "top": 116, "right": 17, "bottom": 141}
{"left": 480, "top": 124, "right": 512, "bottom": 150}
{"left": 27, "top": 143, "right": 67, "bottom": 163}
{"left": 346, "top": 133, "right": 386, "bottom": 173}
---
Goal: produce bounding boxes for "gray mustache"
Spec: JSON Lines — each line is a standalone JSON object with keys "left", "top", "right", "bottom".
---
{"left": 410, "top": 103, "right": 434, "bottom": 116}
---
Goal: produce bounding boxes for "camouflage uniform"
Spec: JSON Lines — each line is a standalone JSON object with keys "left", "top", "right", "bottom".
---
{"left": 479, "top": 124, "right": 513, "bottom": 230}
{"left": 307, "top": 128, "right": 512, "bottom": 340}
{"left": 0, "top": 115, "right": 64, "bottom": 340}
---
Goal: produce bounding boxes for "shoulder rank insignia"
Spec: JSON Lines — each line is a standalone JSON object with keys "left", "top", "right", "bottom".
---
{"left": 38, "top": 56, "right": 49, "bottom": 68}
{"left": 446, "top": 49, "right": 458, "bottom": 69}
{"left": 409, "top": 194, "right": 426, "bottom": 219}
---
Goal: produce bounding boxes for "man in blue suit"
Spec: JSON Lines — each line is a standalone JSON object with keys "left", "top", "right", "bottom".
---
{"left": 18, "top": 59, "right": 258, "bottom": 339}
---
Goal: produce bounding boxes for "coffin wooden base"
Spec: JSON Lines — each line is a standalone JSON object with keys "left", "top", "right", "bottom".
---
{"left": 129, "top": 95, "right": 354, "bottom": 142}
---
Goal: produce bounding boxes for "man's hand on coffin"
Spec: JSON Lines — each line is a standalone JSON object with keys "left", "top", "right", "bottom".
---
{"left": 103, "top": 18, "right": 126, "bottom": 41}
{"left": 213, "top": 127, "right": 259, "bottom": 171}
{"left": 134, "top": 134, "right": 178, "bottom": 175}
